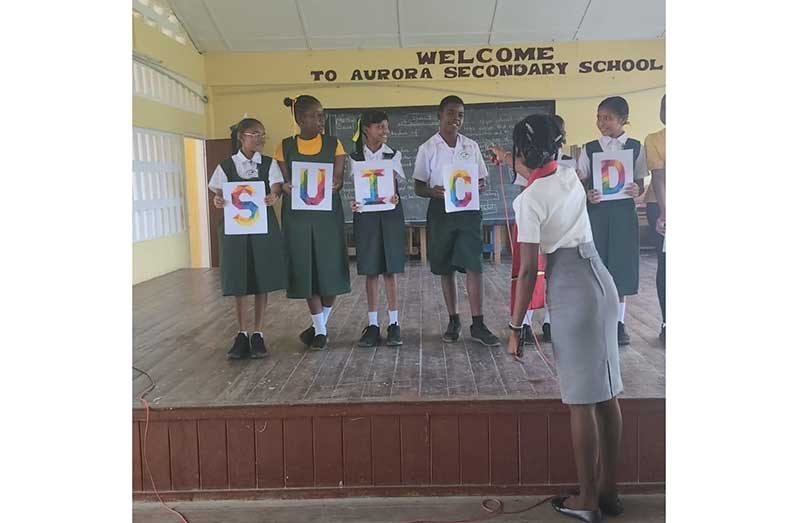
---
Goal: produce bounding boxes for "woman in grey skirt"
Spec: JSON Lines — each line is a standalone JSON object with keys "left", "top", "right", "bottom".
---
{"left": 492, "top": 115, "right": 624, "bottom": 523}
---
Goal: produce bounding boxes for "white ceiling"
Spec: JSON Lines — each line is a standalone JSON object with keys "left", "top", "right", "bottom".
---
{"left": 166, "top": 0, "right": 665, "bottom": 53}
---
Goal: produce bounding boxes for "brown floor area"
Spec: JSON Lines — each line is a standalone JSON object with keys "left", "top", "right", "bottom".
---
{"left": 133, "top": 253, "right": 664, "bottom": 408}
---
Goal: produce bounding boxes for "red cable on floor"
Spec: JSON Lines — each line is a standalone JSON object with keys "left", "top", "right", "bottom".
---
{"left": 134, "top": 366, "right": 190, "bottom": 523}
{"left": 405, "top": 495, "right": 553, "bottom": 523}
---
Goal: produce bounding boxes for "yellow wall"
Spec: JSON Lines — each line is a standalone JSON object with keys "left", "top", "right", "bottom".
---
{"left": 133, "top": 15, "right": 207, "bottom": 284}
{"left": 133, "top": 232, "right": 191, "bottom": 285}
{"left": 203, "top": 40, "right": 665, "bottom": 153}
{"left": 184, "top": 137, "right": 207, "bottom": 268}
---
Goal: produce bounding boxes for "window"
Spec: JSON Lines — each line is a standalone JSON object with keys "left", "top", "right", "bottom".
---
{"left": 132, "top": 128, "right": 186, "bottom": 242}
{"left": 132, "top": 60, "right": 204, "bottom": 114}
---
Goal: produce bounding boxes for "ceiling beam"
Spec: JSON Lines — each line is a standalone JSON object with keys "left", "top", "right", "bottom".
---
{"left": 488, "top": 0, "right": 498, "bottom": 45}
{"left": 396, "top": 0, "right": 403, "bottom": 48}
{"left": 294, "top": 0, "right": 312, "bottom": 50}
{"left": 200, "top": 0, "right": 231, "bottom": 50}
{"left": 572, "top": 0, "right": 592, "bottom": 40}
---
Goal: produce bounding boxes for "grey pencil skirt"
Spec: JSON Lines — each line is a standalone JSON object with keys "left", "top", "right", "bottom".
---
{"left": 545, "top": 241, "right": 624, "bottom": 405}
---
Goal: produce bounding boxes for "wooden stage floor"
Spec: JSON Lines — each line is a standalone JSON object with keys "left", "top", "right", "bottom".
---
{"left": 133, "top": 254, "right": 665, "bottom": 408}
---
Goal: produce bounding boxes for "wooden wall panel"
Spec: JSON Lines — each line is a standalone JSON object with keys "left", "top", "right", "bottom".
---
{"left": 372, "top": 416, "right": 401, "bottom": 486}
{"left": 639, "top": 413, "right": 665, "bottom": 483}
{"left": 400, "top": 415, "right": 430, "bottom": 485}
{"left": 133, "top": 422, "right": 143, "bottom": 492}
{"left": 227, "top": 419, "right": 256, "bottom": 489}
{"left": 460, "top": 415, "right": 490, "bottom": 485}
{"left": 314, "top": 416, "right": 343, "bottom": 487}
{"left": 198, "top": 419, "right": 227, "bottom": 489}
{"left": 255, "top": 418, "right": 284, "bottom": 488}
{"left": 519, "top": 413, "right": 549, "bottom": 484}
{"left": 430, "top": 415, "right": 459, "bottom": 485}
{"left": 548, "top": 413, "right": 577, "bottom": 484}
{"left": 141, "top": 421, "right": 171, "bottom": 491}
{"left": 490, "top": 415, "right": 519, "bottom": 485}
{"left": 343, "top": 416, "right": 372, "bottom": 486}
{"left": 284, "top": 417, "right": 314, "bottom": 487}
{"left": 168, "top": 420, "right": 199, "bottom": 490}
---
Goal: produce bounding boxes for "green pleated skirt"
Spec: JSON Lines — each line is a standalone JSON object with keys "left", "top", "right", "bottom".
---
{"left": 425, "top": 198, "right": 483, "bottom": 275}
{"left": 587, "top": 198, "right": 639, "bottom": 296}
{"left": 353, "top": 200, "right": 406, "bottom": 276}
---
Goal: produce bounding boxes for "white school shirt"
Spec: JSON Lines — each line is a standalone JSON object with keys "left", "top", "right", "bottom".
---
{"left": 208, "top": 150, "right": 284, "bottom": 192}
{"left": 575, "top": 133, "right": 648, "bottom": 182}
{"left": 412, "top": 133, "right": 488, "bottom": 187}
{"left": 350, "top": 143, "right": 405, "bottom": 180}
{"left": 513, "top": 165, "right": 593, "bottom": 254}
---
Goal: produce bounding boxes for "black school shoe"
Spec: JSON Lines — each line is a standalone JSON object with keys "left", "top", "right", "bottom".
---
{"left": 599, "top": 495, "right": 624, "bottom": 517}
{"left": 521, "top": 324, "right": 533, "bottom": 345}
{"left": 551, "top": 496, "right": 604, "bottom": 523}
{"left": 250, "top": 333, "right": 267, "bottom": 359}
{"left": 617, "top": 322, "right": 630, "bottom": 346}
{"left": 310, "top": 334, "right": 327, "bottom": 350}
{"left": 443, "top": 316, "right": 461, "bottom": 342}
{"left": 542, "top": 322, "right": 552, "bottom": 342}
{"left": 386, "top": 323, "right": 402, "bottom": 346}
{"left": 358, "top": 325, "right": 381, "bottom": 348}
{"left": 299, "top": 326, "right": 315, "bottom": 346}
{"left": 227, "top": 332, "right": 250, "bottom": 360}
{"left": 470, "top": 322, "right": 500, "bottom": 347}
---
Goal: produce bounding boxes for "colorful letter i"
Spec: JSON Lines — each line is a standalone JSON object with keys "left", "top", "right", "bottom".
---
{"left": 362, "top": 168, "right": 387, "bottom": 205}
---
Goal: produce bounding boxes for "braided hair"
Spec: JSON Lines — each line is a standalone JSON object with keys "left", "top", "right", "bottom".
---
{"left": 511, "top": 114, "right": 563, "bottom": 174}
{"left": 283, "top": 95, "right": 322, "bottom": 123}
{"left": 352, "top": 109, "right": 389, "bottom": 157}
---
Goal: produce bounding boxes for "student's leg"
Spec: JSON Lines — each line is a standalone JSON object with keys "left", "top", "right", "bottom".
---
{"left": 321, "top": 296, "right": 336, "bottom": 324}
{"left": 306, "top": 295, "right": 323, "bottom": 314}
{"left": 383, "top": 273, "right": 398, "bottom": 312}
{"left": 441, "top": 273, "right": 457, "bottom": 315}
{"left": 234, "top": 296, "right": 247, "bottom": 332}
{"left": 564, "top": 404, "right": 601, "bottom": 511}
{"left": 366, "top": 276, "right": 379, "bottom": 325}
{"left": 254, "top": 294, "right": 267, "bottom": 332}
{"left": 465, "top": 270, "right": 483, "bottom": 316}
{"left": 306, "top": 295, "right": 327, "bottom": 337}
{"left": 595, "top": 397, "right": 623, "bottom": 501}
{"left": 657, "top": 250, "right": 666, "bottom": 326}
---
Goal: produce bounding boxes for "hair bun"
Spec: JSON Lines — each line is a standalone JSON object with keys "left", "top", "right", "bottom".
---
{"left": 283, "top": 97, "right": 294, "bottom": 108}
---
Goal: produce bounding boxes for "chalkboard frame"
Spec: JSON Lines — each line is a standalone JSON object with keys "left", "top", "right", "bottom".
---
{"left": 325, "top": 99, "right": 556, "bottom": 224}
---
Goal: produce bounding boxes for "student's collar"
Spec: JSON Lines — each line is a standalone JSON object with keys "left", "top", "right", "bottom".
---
{"left": 600, "top": 132, "right": 628, "bottom": 146}
{"left": 434, "top": 132, "right": 461, "bottom": 149}
{"left": 235, "top": 150, "right": 262, "bottom": 164}
{"left": 364, "top": 143, "right": 389, "bottom": 157}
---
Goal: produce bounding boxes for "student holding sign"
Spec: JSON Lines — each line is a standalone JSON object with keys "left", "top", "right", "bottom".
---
{"left": 208, "top": 118, "right": 287, "bottom": 359}
{"left": 507, "top": 114, "right": 625, "bottom": 522}
{"left": 413, "top": 95, "right": 499, "bottom": 347}
{"left": 276, "top": 95, "right": 349, "bottom": 350}
{"left": 576, "top": 96, "right": 647, "bottom": 346}
{"left": 349, "top": 110, "right": 406, "bottom": 348}
{"left": 644, "top": 95, "right": 666, "bottom": 341}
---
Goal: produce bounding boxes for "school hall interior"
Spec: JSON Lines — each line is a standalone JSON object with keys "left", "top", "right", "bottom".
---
{"left": 132, "top": 1, "right": 665, "bottom": 520}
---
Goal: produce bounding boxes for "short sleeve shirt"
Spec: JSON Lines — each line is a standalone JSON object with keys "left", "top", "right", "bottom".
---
{"left": 273, "top": 134, "right": 346, "bottom": 161}
{"left": 350, "top": 143, "right": 405, "bottom": 181}
{"left": 576, "top": 132, "right": 648, "bottom": 182}
{"left": 208, "top": 150, "right": 283, "bottom": 192}
{"left": 642, "top": 128, "right": 666, "bottom": 203}
{"left": 412, "top": 133, "right": 488, "bottom": 187}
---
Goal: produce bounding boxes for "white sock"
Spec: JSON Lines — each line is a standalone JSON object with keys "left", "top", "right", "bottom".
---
{"left": 368, "top": 311, "right": 379, "bottom": 326}
{"left": 312, "top": 312, "right": 327, "bottom": 335}
{"left": 322, "top": 306, "right": 332, "bottom": 325}
{"left": 618, "top": 302, "right": 626, "bottom": 323}
{"left": 388, "top": 310, "right": 399, "bottom": 326}
{"left": 523, "top": 310, "right": 533, "bottom": 326}
{"left": 543, "top": 309, "right": 550, "bottom": 324}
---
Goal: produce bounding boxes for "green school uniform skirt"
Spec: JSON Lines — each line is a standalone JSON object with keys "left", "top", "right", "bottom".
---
{"left": 587, "top": 198, "right": 639, "bottom": 296}
{"left": 353, "top": 199, "right": 406, "bottom": 276}
{"left": 217, "top": 205, "right": 287, "bottom": 296}
{"left": 281, "top": 191, "right": 351, "bottom": 299}
{"left": 425, "top": 198, "right": 483, "bottom": 275}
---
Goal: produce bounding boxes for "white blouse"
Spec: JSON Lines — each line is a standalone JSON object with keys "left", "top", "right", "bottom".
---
{"left": 576, "top": 133, "right": 648, "bottom": 182}
{"left": 208, "top": 150, "right": 284, "bottom": 192}
{"left": 349, "top": 143, "right": 405, "bottom": 180}
{"left": 412, "top": 133, "right": 488, "bottom": 187}
{"left": 514, "top": 165, "right": 593, "bottom": 254}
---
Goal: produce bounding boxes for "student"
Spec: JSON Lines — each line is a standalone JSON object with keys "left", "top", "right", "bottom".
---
{"left": 508, "top": 114, "right": 625, "bottom": 522}
{"left": 490, "top": 114, "right": 572, "bottom": 345}
{"left": 275, "top": 95, "right": 349, "bottom": 350}
{"left": 208, "top": 118, "right": 287, "bottom": 359}
{"left": 643, "top": 95, "right": 666, "bottom": 341}
{"left": 413, "top": 95, "right": 499, "bottom": 346}
{"left": 349, "top": 110, "right": 405, "bottom": 347}
{"left": 576, "top": 96, "right": 647, "bottom": 346}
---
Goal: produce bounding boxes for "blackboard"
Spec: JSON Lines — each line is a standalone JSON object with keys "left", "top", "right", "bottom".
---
{"left": 325, "top": 100, "right": 555, "bottom": 224}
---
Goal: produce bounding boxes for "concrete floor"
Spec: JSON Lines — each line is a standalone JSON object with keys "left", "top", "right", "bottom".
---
{"left": 133, "top": 494, "right": 665, "bottom": 522}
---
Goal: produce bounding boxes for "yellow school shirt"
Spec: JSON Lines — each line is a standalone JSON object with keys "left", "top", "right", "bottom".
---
{"left": 274, "top": 134, "right": 346, "bottom": 161}
{"left": 642, "top": 128, "right": 666, "bottom": 203}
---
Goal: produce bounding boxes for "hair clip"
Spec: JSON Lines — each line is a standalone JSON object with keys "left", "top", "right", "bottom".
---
{"left": 351, "top": 117, "right": 361, "bottom": 142}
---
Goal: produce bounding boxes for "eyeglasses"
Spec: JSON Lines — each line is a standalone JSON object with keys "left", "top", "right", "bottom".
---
{"left": 242, "top": 132, "right": 266, "bottom": 139}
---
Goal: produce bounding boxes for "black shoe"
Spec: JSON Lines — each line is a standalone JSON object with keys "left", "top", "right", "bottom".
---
{"left": 470, "top": 322, "right": 500, "bottom": 347}
{"left": 250, "top": 332, "right": 267, "bottom": 359}
{"left": 299, "top": 326, "right": 315, "bottom": 346}
{"left": 386, "top": 323, "right": 403, "bottom": 346}
{"left": 617, "top": 322, "right": 630, "bottom": 346}
{"left": 599, "top": 495, "right": 624, "bottom": 517}
{"left": 659, "top": 324, "right": 666, "bottom": 343}
{"left": 227, "top": 332, "right": 250, "bottom": 360}
{"left": 358, "top": 325, "right": 381, "bottom": 348}
{"left": 443, "top": 317, "right": 461, "bottom": 343}
{"left": 551, "top": 496, "right": 604, "bottom": 523}
{"left": 310, "top": 334, "right": 327, "bottom": 350}
{"left": 521, "top": 324, "right": 533, "bottom": 345}
{"left": 542, "top": 322, "right": 552, "bottom": 342}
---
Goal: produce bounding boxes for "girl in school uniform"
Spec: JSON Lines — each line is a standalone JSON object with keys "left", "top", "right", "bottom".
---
{"left": 413, "top": 95, "right": 499, "bottom": 347}
{"left": 349, "top": 110, "right": 406, "bottom": 348}
{"left": 508, "top": 114, "right": 625, "bottom": 522}
{"left": 576, "top": 96, "right": 647, "bottom": 346}
{"left": 490, "top": 114, "right": 572, "bottom": 345}
{"left": 208, "top": 118, "right": 287, "bottom": 359}
{"left": 275, "top": 95, "right": 350, "bottom": 350}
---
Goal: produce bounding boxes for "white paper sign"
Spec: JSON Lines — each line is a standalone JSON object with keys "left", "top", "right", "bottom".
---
{"left": 592, "top": 149, "right": 634, "bottom": 201}
{"left": 223, "top": 181, "right": 268, "bottom": 235}
{"left": 443, "top": 163, "right": 481, "bottom": 213}
{"left": 352, "top": 159, "right": 396, "bottom": 212}
{"left": 291, "top": 161, "right": 334, "bottom": 211}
